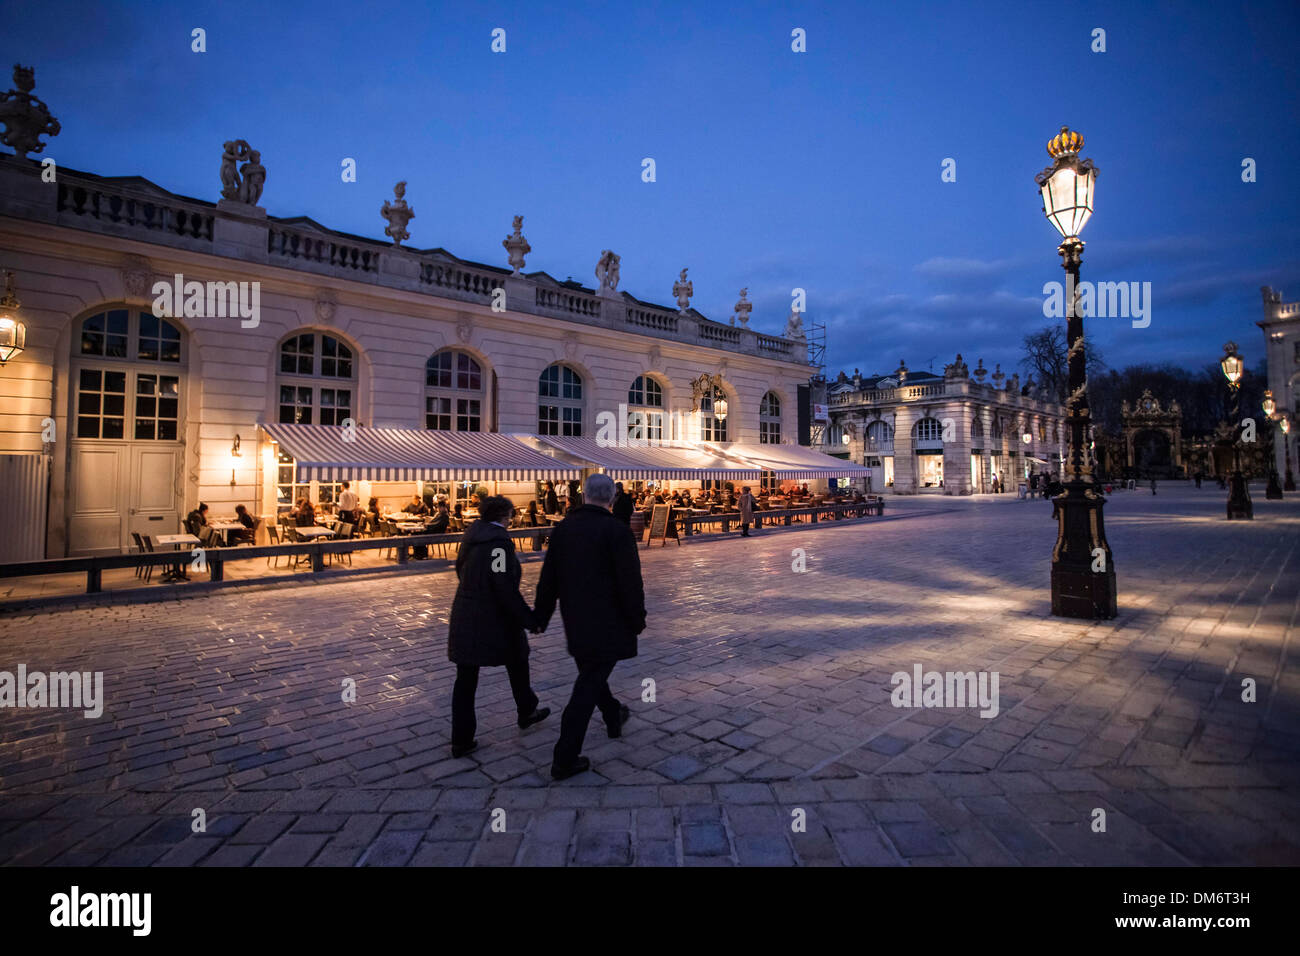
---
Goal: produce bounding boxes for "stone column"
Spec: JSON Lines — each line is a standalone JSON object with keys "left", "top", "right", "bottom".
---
{"left": 947, "top": 401, "right": 973, "bottom": 494}
{"left": 979, "top": 406, "right": 993, "bottom": 493}
{"left": 893, "top": 404, "right": 916, "bottom": 494}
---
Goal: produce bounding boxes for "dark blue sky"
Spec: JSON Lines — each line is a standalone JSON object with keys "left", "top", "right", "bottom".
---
{"left": 5, "top": 0, "right": 1298, "bottom": 379}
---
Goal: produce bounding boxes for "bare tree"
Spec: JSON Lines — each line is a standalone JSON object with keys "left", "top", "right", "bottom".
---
{"left": 1020, "top": 323, "right": 1106, "bottom": 404}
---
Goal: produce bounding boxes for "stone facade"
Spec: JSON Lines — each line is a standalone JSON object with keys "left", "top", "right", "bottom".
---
{"left": 1258, "top": 286, "right": 1300, "bottom": 479}
{"left": 0, "top": 158, "right": 811, "bottom": 556}
{"left": 823, "top": 356, "right": 1067, "bottom": 494}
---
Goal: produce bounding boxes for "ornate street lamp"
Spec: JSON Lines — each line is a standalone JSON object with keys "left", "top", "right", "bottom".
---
{"left": 1262, "top": 391, "right": 1283, "bottom": 499}
{"left": 1220, "top": 342, "right": 1253, "bottom": 518}
{"left": 1281, "top": 415, "right": 1295, "bottom": 491}
{"left": 1034, "top": 126, "right": 1115, "bottom": 619}
{"left": 0, "top": 271, "right": 27, "bottom": 366}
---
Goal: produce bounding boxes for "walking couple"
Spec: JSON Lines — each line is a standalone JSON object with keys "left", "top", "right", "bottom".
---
{"left": 446, "top": 474, "right": 647, "bottom": 780}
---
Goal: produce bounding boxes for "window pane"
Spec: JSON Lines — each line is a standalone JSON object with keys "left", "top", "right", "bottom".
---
{"left": 79, "top": 368, "right": 101, "bottom": 390}
{"left": 135, "top": 420, "right": 156, "bottom": 440}
{"left": 102, "top": 417, "right": 124, "bottom": 439}
{"left": 105, "top": 371, "right": 126, "bottom": 393}
{"left": 158, "top": 420, "right": 178, "bottom": 440}
{"left": 78, "top": 393, "right": 100, "bottom": 415}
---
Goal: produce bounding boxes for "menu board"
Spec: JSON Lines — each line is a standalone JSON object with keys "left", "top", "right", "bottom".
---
{"left": 646, "top": 503, "right": 675, "bottom": 547}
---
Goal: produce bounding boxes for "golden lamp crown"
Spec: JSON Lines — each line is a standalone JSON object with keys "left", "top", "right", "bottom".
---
{"left": 1046, "top": 126, "right": 1084, "bottom": 158}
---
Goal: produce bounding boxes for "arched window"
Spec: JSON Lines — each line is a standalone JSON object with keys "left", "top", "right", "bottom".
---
{"left": 759, "top": 392, "right": 781, "bottom": 444}
{"left": 277, "top": 332, "right": 355, "bottom": 425}
{"left": 865, "top": 421, "right": 894, "bottom": 454}
{"left": 539, "top": 364, "right": 583, "bottom": 436}
{"left": 913, "top": 418, "right": 944, "bottom": 442}
{"left": 425, "top": 349, "right": 483, "bottom": 432}
{"left": 74, "top": 309, "right": 184, "bottom": 440}
{"left": 700, "top": 385, "right": 727, "bottom": 442}
{"left": 627, "top": 375, "right": 664, "bottom": 441}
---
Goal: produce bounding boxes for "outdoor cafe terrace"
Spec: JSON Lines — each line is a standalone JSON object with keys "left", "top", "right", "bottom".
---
{"left": 0, "top": 425, "right": 877, "bottom": 605}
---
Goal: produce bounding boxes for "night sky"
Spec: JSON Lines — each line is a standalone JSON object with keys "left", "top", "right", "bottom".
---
{"left": 4, "top": 0, "right": 1297, "bottom": 379}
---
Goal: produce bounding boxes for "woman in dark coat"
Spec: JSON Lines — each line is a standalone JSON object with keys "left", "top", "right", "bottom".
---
{"left": 446, "top": 496, "right": 550, "bottom": 757}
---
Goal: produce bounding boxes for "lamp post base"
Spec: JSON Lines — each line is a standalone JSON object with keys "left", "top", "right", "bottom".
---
{"left": 1227, "top": 471, "right": 1253, "bottom": 519}
{"left": 1050, "top": 482, "right": 1117, "bottom": 620}
{"left": 1285, "top": 468, "right": 1296, "bottom": 492}
{"left": 1265, "top": 471, "right": 1284, "bottom": 499}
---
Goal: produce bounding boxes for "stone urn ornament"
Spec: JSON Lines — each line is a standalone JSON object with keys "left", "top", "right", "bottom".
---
{"left": 503, "top": 215, "right": 530, "bottom": 275}
{"left": 381, "top": 181, "right": 415, "bottom": 246}
{"left": 673, "top": 268, "right": 693, "bottom": 313}
{"left": 732, "top": 288, "right": 752, "bottom": 327}
{"left": 0, "top": 64, "right": 61, "bottom": 160}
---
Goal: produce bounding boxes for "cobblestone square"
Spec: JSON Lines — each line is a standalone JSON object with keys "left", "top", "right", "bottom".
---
{"left": 1, "top": 486, "right": 1297, "bottom": 866}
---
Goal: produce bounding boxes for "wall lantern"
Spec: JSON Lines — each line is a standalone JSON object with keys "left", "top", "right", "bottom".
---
{"left": 0, "top": 271, "right": 26, "bottom": 366}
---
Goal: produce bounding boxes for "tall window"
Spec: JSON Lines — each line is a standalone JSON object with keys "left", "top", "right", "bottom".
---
{"left": 627, "top": 375, "right": 664, "bottom": 441}
{"left": 539, "top": 364, "right": 583, "bottom": 436}
{"left": 426, "top": 349, "right": 484, "bottom": 432}
{"left": 759, "top": 392, "right": 781, "bottom": 444}
{"left": 700, "top": 387, "right": 727, "bottom": 442}
{"left": 914, "top": 418, "right": 944, "bottom": 442}
{"left": 277, "top": 332, "right": 355, "bottom": 425}
{"left": 866, "top": 420, "right": 894, "bottom": 454}
{"left": 74, "top": 309, "right": 184, "bottom": 441}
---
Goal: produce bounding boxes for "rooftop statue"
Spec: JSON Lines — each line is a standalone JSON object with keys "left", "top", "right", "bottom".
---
{"left": 732, "top": 288, "right": 751, "bottom": 327}
{"left": 219, "top": 140, "right": 266, "bottom": 206}
{"left": 784, "top": 307, "right": 806, "bottom": 341}
{"left": 503, "top": 214, "right": 530, "bottom": 274}
{"left": 595, "top": 249, "right": 621, "bottom": 293}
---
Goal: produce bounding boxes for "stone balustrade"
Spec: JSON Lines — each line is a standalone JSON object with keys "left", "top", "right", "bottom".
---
{"left": 0, "top": 161, "right": 806, "bottom": 365}
{"left": 831, "top": 377, "right": 1066, "bottom": 417}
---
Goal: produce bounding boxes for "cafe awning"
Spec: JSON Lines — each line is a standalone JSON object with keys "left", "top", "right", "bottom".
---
{"left": 706, "top": 442, "right": 875, "bottom": 480}
{"left": 261, "top": 423, "right": 581, "bottom": 481}
{"left": 528, "top": 436, "right": 761, "bottom": 481}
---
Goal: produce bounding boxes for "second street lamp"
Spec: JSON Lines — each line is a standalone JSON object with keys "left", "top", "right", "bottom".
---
{"left": 1281, "top": 415, "right": 1295, "bottom": 492}
{"left": 1263, "top": 390, "right": 1283, "bottom": 499}
{"left": 1221, "top": 342, "right": 1253, "bottom": 519}
{"left": 1035, "top": 126, "right": 1116, "bottom": 619}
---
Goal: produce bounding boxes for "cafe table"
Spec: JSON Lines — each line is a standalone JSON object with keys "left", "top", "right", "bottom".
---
{"left": 294, "top": 526, "right": 335, "bottom": 540}
{"left": 153, "top": 533, "right": 200, "bottom": 582}
{"left": 208, "top": 520, "right": 246, "bottom": 546}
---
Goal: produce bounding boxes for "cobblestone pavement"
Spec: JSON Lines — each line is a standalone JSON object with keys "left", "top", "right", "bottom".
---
{"left": 1, "top": 485, "right": 1297, "bottom": 866}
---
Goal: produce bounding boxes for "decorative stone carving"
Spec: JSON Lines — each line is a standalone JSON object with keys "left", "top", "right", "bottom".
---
{"left": 562, "top": 331, "right": 578, "bottom": 360}
{"left": 0, "top": 65, "right": 61, "bottom": 160}
{"left": 595, "top": 250, "right": 620, "bottom": 294}
{"left": 647, "top": 344, "right": 662, "bottom": 372}
{"left": 503, "top": 215, "right": 530, "bottom": 275}
{"left": 784, "top": 307, "right": 806, "bottom": 341}
{"left": 1007, "top": 372, "right": 1020, "bottom": 394}
{"left": 974, "top": 358, "right": 987, "bottom": 383}
{"left": 673, "top": 268, "right": 693, "bottom": 313}
{"left": 456, "top": 316, "right": 473, "bottom": 343}
{"left": 732, "top": 288, "right": 752, "bottom": 327}
{"left": 219, "top": 140, "right": 265, "bottom": 205}
{"left": 381, "top": 181, "right": 415, "bottom": 247}
{"left": 943, "top": 353, "right": 969, "bottom": 380}
{"left": 852, "top": 368, "right": 862, "bottom": 389}
{"left": 992, "top": 363, "right": 1005, "bottom": 389}
{"left": 119, "top": 255, "right": 154, "bottom": 302}
{"left": 314, "top": 290, "right": 337, "bottom": 325}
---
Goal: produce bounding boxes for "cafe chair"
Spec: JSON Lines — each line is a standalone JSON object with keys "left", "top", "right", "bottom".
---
{"left": 266, "top": 524, "right": 286, "bottom": 568}
{"left": 333, "top": 523, "right": 354, "bottom": 566}
{"left": 130, "top": 532, "right": 147, "bottom": 578}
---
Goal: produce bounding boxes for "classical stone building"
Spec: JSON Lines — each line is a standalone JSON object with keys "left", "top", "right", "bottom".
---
{"left": 1259, "top": 285, "right": 1300, "bottom": 479}
{"left": 823, "top": 355, "right": 1068, "bottom": 494}
{"left": 0, "top": 137, "right": 818, "bottom": 557}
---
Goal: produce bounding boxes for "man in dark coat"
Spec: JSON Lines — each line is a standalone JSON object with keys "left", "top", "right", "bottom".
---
{"left": 446, "top": 496, "right": 550, "bottom": 758}
{"left": 543, "top": 481, "right": 560, "bottom": 516}
{"left": 611, "top": 481, "right": 634, "bottom": 524}
{"left": 534, "top": 473, "right": 646, "bottom": 779}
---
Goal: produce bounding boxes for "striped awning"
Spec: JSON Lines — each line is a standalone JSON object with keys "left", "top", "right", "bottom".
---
{"left": 706, "top": 442, "right": 875, "bottom": 480}
{"left": 530, "top": 436, "right": 761, "bottom": 481}
{"left": 261, "top": 423, "right": 581, "bottom": 482}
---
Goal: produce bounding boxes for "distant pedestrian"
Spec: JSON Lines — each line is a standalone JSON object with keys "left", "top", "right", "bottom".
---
{"left": 445, "top": 495, "right": 550, "bottom": 759}
{"left": 738, "top": 485, "right": 756, "bottom": 536}
{"left": 1150, "top": 477, "right": 1157, "bottom": 495}
{"left": 612, "top": 481, "right": 634, "bottom": 524}
{"left": 534, "top": 474, "right": 646, "bottom": 780}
